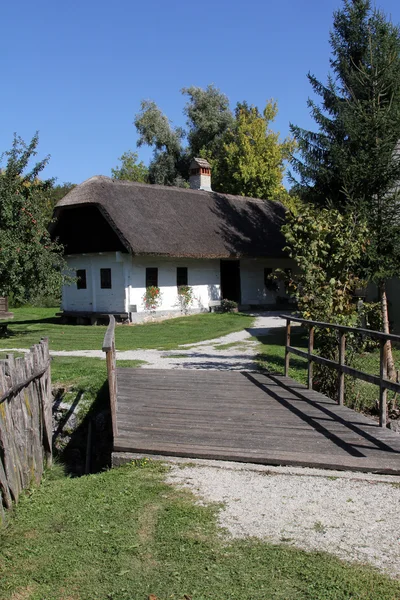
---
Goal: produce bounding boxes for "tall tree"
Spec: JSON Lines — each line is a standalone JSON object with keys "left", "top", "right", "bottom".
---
{"left": 132, "top": 86, "right": 293, "bottom": 199}
{"left": 289, "top": 0, "right": 400, "bottom": 377}
{"left": 212, "top": 101, "right": 294, "bottom": 200}
{"left": 134, "top": 100, "right": 187, "bottom": 186}
{"left": 0, "top": 134, "right": 69, "bottom": 303}
{"left": 111, "top": 151, "right": 149, "bottom": 183}
{"left": 182, "top": 84, "right": 234, "bottom": 157}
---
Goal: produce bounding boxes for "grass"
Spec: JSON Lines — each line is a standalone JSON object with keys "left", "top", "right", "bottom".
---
{"left": 255, "top": 326, "right": 400, "bottom": 416}
{"left": 0, "top": 307, "right": 254, "bottom": 352}
{"left": 51, "top": 356, "right": 146, "bottom": 419}
{"left": 1, "top": 461, "right": 399, "bottom": 600}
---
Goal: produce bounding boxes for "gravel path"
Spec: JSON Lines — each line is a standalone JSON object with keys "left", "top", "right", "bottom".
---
{"left": 165, "top": 457, "right": 400, "bottom": 578}
{"left": 1, "top": 312, "right": 285, "bottom": 370}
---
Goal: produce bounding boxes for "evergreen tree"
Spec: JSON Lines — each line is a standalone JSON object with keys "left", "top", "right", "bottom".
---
{"left": 290, "top": 0, "right": 400, "bottom": 377}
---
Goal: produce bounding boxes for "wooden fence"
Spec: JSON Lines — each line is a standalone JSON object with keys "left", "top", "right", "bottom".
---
{"left": 102, "top": 316, "right": 118, "bottom": 439}
{"left": 0, "top": 339, "right": 52, "bottom": 524}
{"left": 283, "top": 315, "right": 400, "bottom": 428}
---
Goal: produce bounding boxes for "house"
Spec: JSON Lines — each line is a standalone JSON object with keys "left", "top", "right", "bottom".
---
{"left": 51, "top": 159, "right": 295, "bottom": 322}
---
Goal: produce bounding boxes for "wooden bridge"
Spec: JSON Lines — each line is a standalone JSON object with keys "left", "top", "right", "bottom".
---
{"left": 103, "top": 316, "right": 400, "bottom": 474}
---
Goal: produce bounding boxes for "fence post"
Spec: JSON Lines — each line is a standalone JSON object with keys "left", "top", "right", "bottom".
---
{"left": 338, "top": 332, "right": 346, "bottom": 406}
{"left": 379, "top": 338, "right": 388, "bottom": 428}
{"left": 284, "top": 318, "right": 291, "bottom": 377}
{"left": 307, "top": 325, "right": 314, "bottom": 389}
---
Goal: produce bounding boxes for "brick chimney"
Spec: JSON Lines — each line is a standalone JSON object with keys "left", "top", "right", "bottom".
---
{"left": 189, "top": 158, "right": 212, "bottom": 191}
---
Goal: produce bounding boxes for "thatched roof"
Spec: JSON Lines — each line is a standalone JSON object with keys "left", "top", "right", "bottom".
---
{"left": 53, "top": 176, "right": 287, "bottom": 258}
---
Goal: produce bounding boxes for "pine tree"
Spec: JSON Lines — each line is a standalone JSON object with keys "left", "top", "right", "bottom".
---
{"left": 290, "top": 0, "right": 400, "bottom": 378}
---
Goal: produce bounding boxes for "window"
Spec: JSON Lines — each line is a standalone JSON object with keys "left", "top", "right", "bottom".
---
{"left": 76, "top": 269, "right": 87, "bottom": 290}
{"left": 177, "top": 267, "right": 188, "bottom": 287}
{"left": 100, "top": 268, "right": 112, "bottom": 289}
{"left": 146, "top": 267, "right": 158, "bottom": 288}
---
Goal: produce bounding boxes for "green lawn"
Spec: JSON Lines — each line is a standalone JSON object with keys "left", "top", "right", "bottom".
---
{"left": 255, "top": 327, "right": 400, "bottom": 416}
{"left": 1, "top": 461, "right": 399, "bottom": 600}
{"left": 0, "top": 307, "right": 254, "bottom": 352}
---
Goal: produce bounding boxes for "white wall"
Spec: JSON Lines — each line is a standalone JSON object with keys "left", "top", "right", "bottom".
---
{"left": 62, "top": 253, "right": 295, "bottom": 316}
{"left": 240, "top": 258, "right": 296, "bottom": 305}
{"left": 128, "top": 257, "right": 221, "bottom": 313}
{"left": 62, "top": 252, "right": 127, "bottom": 313}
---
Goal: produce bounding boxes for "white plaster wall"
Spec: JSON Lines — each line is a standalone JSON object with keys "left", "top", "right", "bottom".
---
{"left": 128, "top": 257, "right": 221, "bottom": 313}
{"left": 62, "top": 252, "right": 127, "bottom": 313}
{"left": 240, "top": 258, "right": 296, "bottom": 305}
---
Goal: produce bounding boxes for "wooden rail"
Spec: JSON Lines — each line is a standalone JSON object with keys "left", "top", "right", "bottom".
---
{"left": 0, "top": 338, "right": 52, "bottom": 523}
{"left": 282, "top": 315, "right": 400, "bottom": 428}
{"left": 102, "top": 316, "right": 118, "bottom": 438}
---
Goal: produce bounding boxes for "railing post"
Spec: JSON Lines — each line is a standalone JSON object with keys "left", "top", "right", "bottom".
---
{"left": 284, "top": 318, "right": 291, "bottom": 377}
{"left": 379, "top": 338, "right": 388, "bottom": 428}
{"left": 338, "top": 332, "right": 346, "bottom": 406}
{"left": 307, "top": 325, "right": 314, "bottom": 389}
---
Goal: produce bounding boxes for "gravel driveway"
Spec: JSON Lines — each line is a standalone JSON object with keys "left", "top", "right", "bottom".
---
{"left": 165, "top": 458, "right": 400, "bottom": 578}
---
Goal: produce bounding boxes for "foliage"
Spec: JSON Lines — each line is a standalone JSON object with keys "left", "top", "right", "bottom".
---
{"left": 212, "top": 101, "right": 295, "bottom": 201}
{"left": 0, "top": 134, "right": 71, "bottom": 303}
{"left": 290, "top": 0, "right": 400, "bottom": 213}
{"left": 142, "top": 285, "right": 162, "bottom": 312}
{"left": 48, "top": 182, "right": 76, "bottom": 213}
{"left": 221, "top": 298, "right": 238, "bottom": 312}
{"left": 281, "top": 205, "right": 369, "bottom": 399}
{"left": 0, "top": 306, "right": 254, "bottom": 351}
{"left": 176, "top": 285, "right": 194, "bottom": 314}
{"left": 132, "top": 86, "right": 293, "bottom": 198}
{"left": 282, "top": 206, "right": 368, "bottom": 321}
{"left": 289, "top": 0, "right": 400, "bottom": 378}
{"left": 111, "top": 150, "right": 149, "bottom": 183}
{"left": 2, "top": 462, "right": 400, "bottom": 599}
{"left": 182, "top": 84, "right": 234, "bottom": 157}
{"left": 134, "top": 100, "right": 188, "bottom": 186}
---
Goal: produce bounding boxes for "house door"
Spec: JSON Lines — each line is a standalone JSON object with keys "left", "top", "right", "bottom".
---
{"left": 220, "top": 260, "right": 241, "bottom": 303}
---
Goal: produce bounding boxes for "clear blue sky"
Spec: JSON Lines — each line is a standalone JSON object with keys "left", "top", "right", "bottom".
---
{"left": 1, "top": 0, "right": 400, "bottom": 185}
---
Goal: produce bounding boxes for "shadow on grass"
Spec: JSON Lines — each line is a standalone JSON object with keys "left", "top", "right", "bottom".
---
{"left": 54, "top": 380, "right": 112, "bottom": 477}
{"left": 251, "top": 326, "right": 309, "bottom": 374}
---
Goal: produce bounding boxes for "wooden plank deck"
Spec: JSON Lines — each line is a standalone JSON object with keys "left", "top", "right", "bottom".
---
{"left": 114, "top": 368, "right": 400, "bottom": 474}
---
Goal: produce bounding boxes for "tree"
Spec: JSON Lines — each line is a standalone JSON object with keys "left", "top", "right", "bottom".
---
{"left": 134, "top": 100, "right": 187, "bottom": 186}
{"left": 48, "top": 182, "right": 76, "bottom": 216}
{"left": 182, "top": 84, "right": 234, "bottom": 157}
{"left": 0, "top": 133, "right": 69, "bottom": 304}
{"left": 281, "top": 204, "right": 369, "bottom": 401}
{"left": 111, "top": 151, "right": 149, "bottom": 183}
{"left": 132, "top": 86, "right": 293, "bottom": 200}
{"left": 212, "top": 101, "right": 295, "bottom": 200}
{"left": 290, "top": 0, "right": 400, "bottom": 377}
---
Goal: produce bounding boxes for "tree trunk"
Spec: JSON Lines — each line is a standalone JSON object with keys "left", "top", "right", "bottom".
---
{"left": 380, "top": 280, "right": 396, "bottom": 381}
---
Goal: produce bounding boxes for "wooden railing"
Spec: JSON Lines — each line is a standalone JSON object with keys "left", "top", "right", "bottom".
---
{"left": 282, "top": 315, "right": 400, "bottom": 428}
{"left": 0, "top": 338, "right": 52, "bottom": 523}
{"left": 102, "top": 316, "right": 118, "bottom": 438}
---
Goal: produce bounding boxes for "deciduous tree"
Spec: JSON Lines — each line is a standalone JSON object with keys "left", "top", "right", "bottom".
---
{"left": 0, "top": 134, "right": 69, "bottom": 303}
{"left": 111, "top": 151, "right": 149, "bottom": 183}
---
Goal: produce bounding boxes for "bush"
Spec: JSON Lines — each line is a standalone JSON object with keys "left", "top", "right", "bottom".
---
{"left": 221, "top": 299, "right": 238, "bottom": 313}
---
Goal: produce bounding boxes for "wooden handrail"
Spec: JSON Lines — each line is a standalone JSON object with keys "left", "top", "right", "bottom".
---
{"left": 102, "top": 316, "right": 118, "bottom": 438}
{"left": 282, "top": 315, "right": 400, "bottom": 428}
{"left": 281, "top": 314, "right": 400, "bottom": 343}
